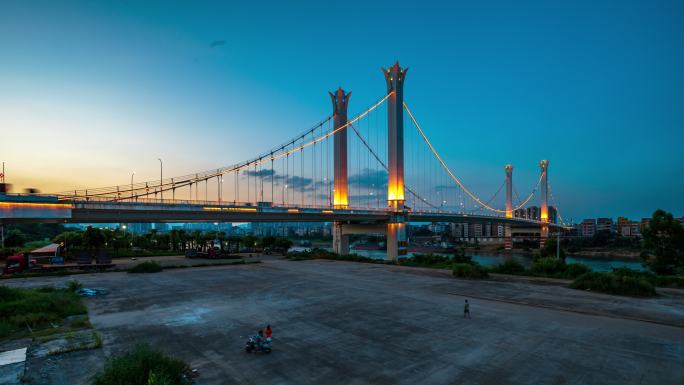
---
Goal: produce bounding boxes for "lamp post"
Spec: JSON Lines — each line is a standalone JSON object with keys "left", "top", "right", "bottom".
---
{"left": 158, "top": 158, "right": 163, "bottom": 202}
{"left": 130, "top": 172, "right": 135, "bottom": 200}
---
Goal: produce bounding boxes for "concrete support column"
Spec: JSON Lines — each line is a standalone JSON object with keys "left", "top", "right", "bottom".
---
{"left": 504, "top": 224, "right": 512, "bottom": 250}
{"left": 330, "top": 88, "right": 351, "bottom": 208}
{"left": 540, "top": 224, "right": 549, "bottom": 249}
{"left": 387, "top": 221, "right": 407, "bottom": 262}
{"left": 383, "top": 62, "right": 407, "bottom": 210}
{"left": 332, "top": 222, "right": 349, "bottom": 255}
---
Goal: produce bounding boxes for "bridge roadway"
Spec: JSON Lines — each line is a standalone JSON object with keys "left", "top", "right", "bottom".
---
{"left": 1, "top": 194, "right": 556, "bottom": 229}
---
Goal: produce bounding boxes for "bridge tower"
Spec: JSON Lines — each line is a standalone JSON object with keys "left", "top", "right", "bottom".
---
{"left": 539, "top": 160, "right": 549, "bottom": 247}
{"left": 331, "top": 88, "right": 351, "bottom": 209}
{"left": 383, "top": 62, "right": 408, "bottom": 260}
{"left": 504, "top": 164, "right": 513, "bottom": 250}
{"left": 331, "top": 88, "right": 351, "bottom": 255}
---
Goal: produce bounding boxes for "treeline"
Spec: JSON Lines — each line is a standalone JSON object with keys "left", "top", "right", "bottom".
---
{"left": 50, "top": 227, "right": 293, "bottom": 257}
{"left": 1, "top": 223, "right": 67, "bottom": 248}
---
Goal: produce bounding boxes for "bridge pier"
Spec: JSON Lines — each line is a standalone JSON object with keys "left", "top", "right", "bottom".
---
{"left": 387, "top": 218, "right": 408, "bottom": 262}
{"left": 504, "top": 224, "right": 512, "bottom": 250}
{"left": 332, "top": 222, "right": 350, "bottom": 255}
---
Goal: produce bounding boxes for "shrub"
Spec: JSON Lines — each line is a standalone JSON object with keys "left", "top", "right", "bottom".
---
{"left": 128, "top": 261, "right": 163, "bottom": 274}
{"left": 489, "top": 260, "right": 525, "bottom": 275}
{"left": 67, "top": 280, "right": 84, "bottom": 292}
{"left": 400, "top": 253, "right": 455, "bottom": 268}
{"left": 570, "top": 272, "right": 656, "bottom": 297}
{"left": 531, "top": 257, "right": 567, "bottom": 276}
{"left": 91, "top": 343, "right": 190, "bottom": 385}
{"left": 452, "top": 263, "right": 489, "bottom": 279}
{"left": 563, "top": 263, "right": 591, "bottom": 279}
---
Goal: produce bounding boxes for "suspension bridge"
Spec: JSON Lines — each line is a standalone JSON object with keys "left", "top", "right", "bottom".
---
{"left": 0, "top": 62, "right": 567, "bottom": 260}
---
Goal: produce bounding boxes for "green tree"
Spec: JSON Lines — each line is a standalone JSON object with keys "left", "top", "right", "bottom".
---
{"left": 243, "top": 235, "right": 258, "bottom": 250}
{"left": 642, "top": 209, "right": 684, "bottom": 274}
{"left": 82, "top": 227, "right": 106, "bottom": 255}
{"left": 259, "top": 236, "right": 277, "bottom": 249}
{"left": 538, "top": 236, "right": 566, "bottom": 261}
{"left": 4, "top": 229, "right": 27, "bottom": 247}
{"left": 274, "top": 237, "right": 293, "bottom": 252}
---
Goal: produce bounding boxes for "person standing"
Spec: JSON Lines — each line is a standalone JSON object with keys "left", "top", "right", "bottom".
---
{"left": 464, "top": 299, "right": 471, "bottom": 319}
{"left": 265, "top": 324, "right": 273, "bottom": 338}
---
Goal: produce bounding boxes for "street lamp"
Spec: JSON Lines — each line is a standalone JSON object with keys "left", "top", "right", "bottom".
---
{"left": 158, "top": 158, "right": 163, "bottom": 202}
{"left": 131, "top": 172, "right": 136, "bottom": 200}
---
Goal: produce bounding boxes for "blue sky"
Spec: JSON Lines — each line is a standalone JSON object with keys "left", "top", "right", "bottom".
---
{"left": 1, "top": 0, "right": 682, "bottom": 220}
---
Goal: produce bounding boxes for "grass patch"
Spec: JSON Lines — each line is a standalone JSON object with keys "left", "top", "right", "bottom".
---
{"left": 452, "top": 263, "right": 489, "bottom": 279}
{"left": 128, "top": 261, "right": 163, "bottom": 274}
{"left": 570, "top": 271, "right": 656, "bottom": 297}
{"left": 92, "top": 343, "right": 191, "bottom": 385}
{"left": 0, "top": 285, "right": 87, "bottom": 339}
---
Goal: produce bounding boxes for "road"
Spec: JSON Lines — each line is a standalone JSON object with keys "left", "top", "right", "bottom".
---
{"left": 5, "top": 257, "right": 684, "bottom": 384}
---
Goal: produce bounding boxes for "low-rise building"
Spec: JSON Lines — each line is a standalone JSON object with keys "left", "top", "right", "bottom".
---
{"left": 581, "top": 219, "right": 596, "bottom": 237}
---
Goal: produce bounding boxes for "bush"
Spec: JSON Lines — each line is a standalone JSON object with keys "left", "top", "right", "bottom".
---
{"left": 452, "top": 263, "right": 489, "bottom": 279}
{"left": 128, "top": 261, "right": 163, "bottom": 274}
{"left": 67, "top": 280, "right": 84, "bottom": 292}
{"left": 563, "top": 263, "right": 591, "bottom": 279}
{"left": 570, "top": 272, "right": 656, "bottom": 297}
{"left": 489, "top": 260, "right": 525, "bottom": 275}
{"left": 92, "top": 344, "right": 190, "bottom": 385}
{"left": 0, "top": 286, "right": 87, "bottom": 339}
{"left": 400, "top": 253, "right": 455, "bottom": 268}
{"left": 531, "top": 257, "right": 567, "bottom": 276}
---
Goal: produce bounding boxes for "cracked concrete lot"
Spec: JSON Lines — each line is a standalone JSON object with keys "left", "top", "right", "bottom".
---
{"left": 5, "top": 257, "right": 684, "bottom": 385}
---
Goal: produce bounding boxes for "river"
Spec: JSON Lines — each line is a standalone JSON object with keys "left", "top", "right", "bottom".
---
{"left": 350, "top": 249, "right": 646, "bottom": 272}
{"left": 289, "top": 246, "right": 646, "bottom": 272}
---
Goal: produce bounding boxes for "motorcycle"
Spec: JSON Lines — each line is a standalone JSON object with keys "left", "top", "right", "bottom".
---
{"left": 245, "top": 336, "right": 272, "bottom": 354}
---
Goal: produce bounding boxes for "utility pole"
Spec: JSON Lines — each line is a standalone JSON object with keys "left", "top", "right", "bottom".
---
{"left": 131, "top": 172, "right": 136, "bottom": 200}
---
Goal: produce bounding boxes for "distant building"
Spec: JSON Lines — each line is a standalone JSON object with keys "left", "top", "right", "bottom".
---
{"left": 495, "top": 223, "right": 504, "bottom": 237}
{"left": 473, "top": 223, "right": 483, "bottom": 238}
{"left": 513, "top": 206, "right": 557, "bottom": 223}
{"left": 428, "top": 223, "right": 447, "bottom": 234}
{"left": 580, "top": 219, "right": 597, "bottom": 237}
{"left": 617, "top": 216, "right": 641, "bottom": 237}
{"left": 450, "top": 223, "right": 465, "bottom": 238}
{"left": 596, "top": 218, "right": 614, "bottom": 233}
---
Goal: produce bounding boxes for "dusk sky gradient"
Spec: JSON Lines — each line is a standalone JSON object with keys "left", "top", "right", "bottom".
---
{"left": 1, "top": 0, "right": 683, "bottom": 221}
